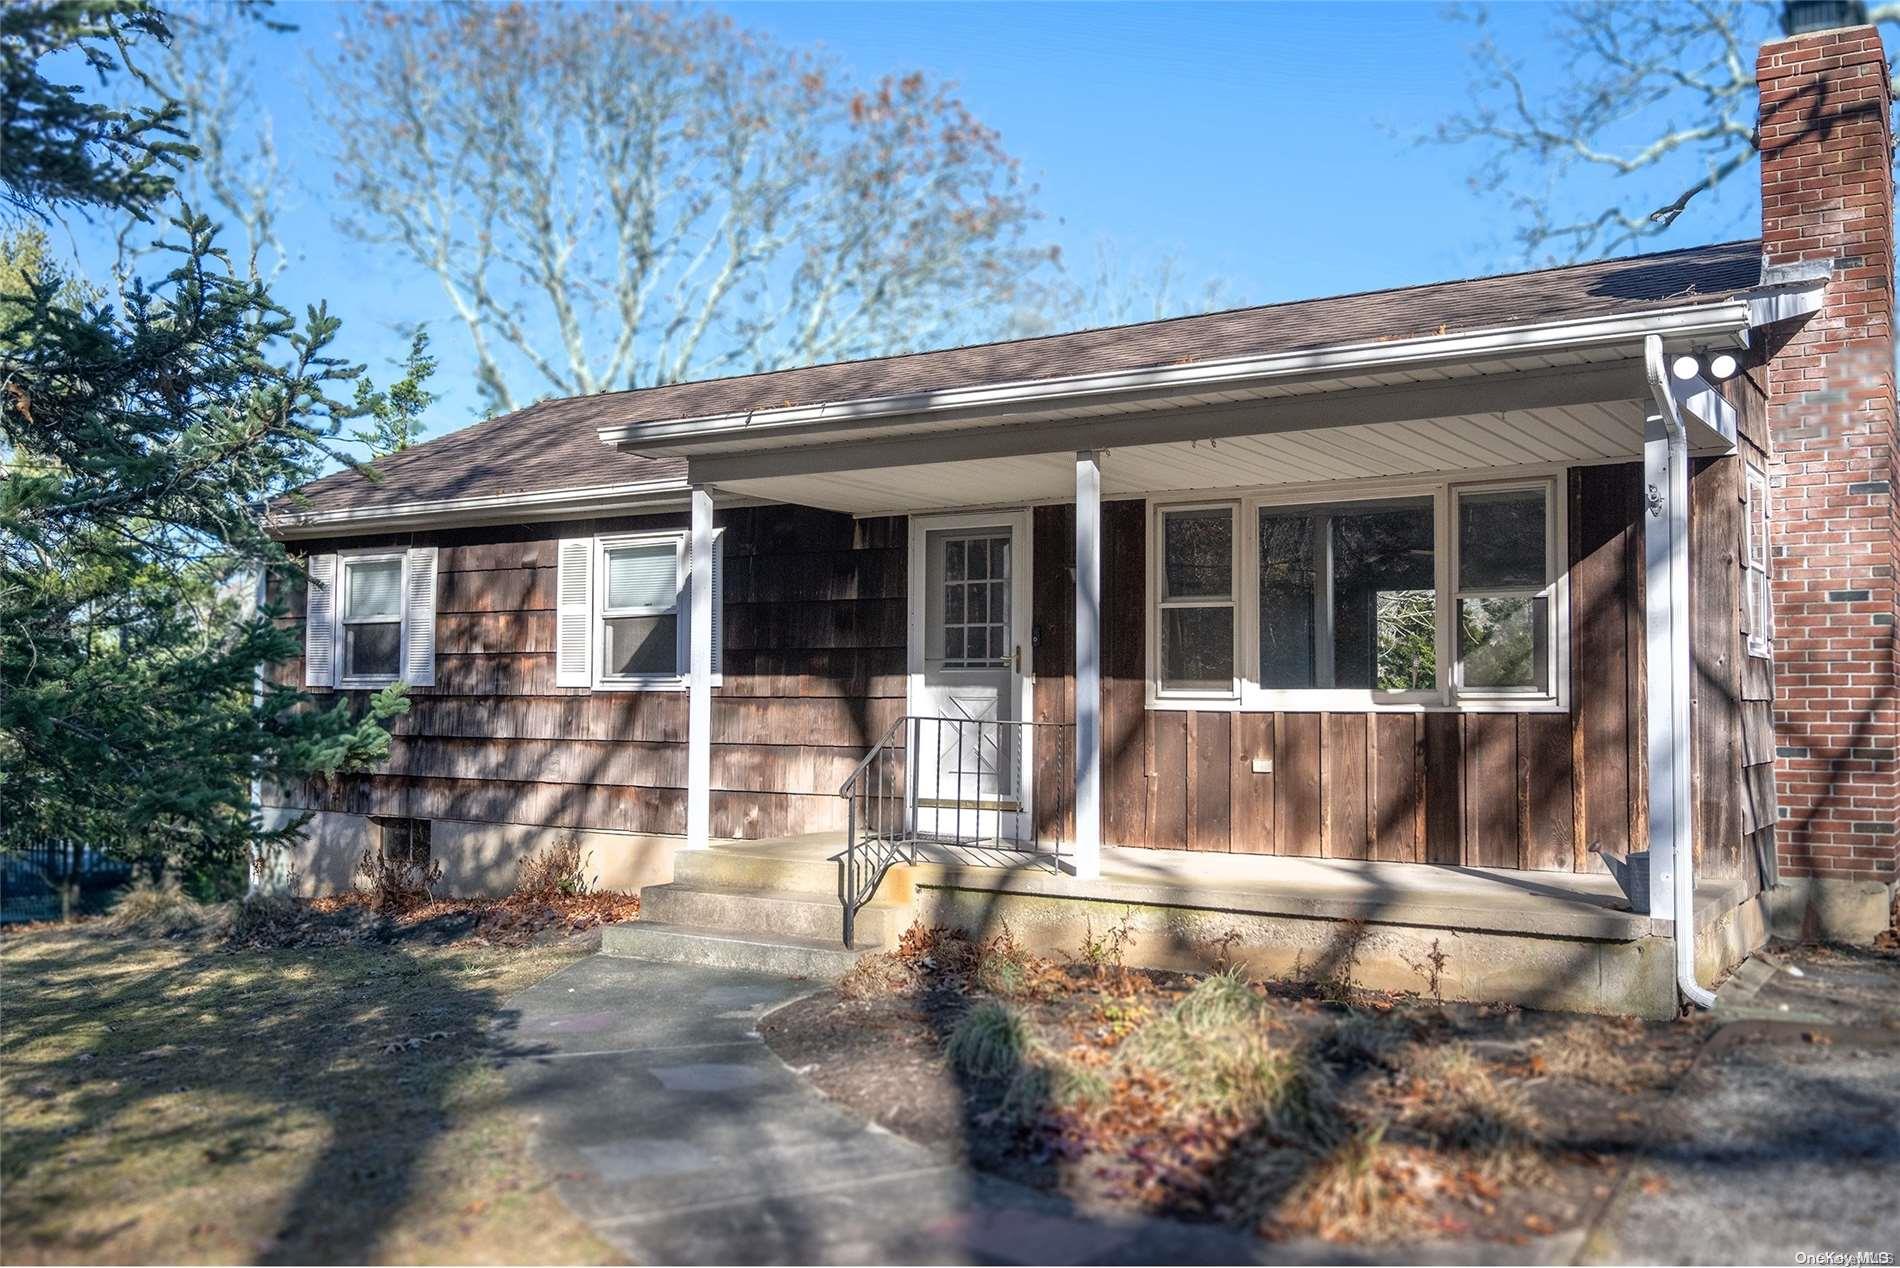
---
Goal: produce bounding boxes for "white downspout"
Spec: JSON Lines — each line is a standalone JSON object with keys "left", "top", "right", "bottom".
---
{"left": 1643, "top": 334, "right": 1717, "bottom": 1010}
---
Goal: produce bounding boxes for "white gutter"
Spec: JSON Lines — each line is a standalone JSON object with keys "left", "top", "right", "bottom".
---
{"left": 267, "top": 477, "right": 692, "bottom": 540}
{"left": 599, "top": 301, "right": 1756, "bottom": 453}
{"left": 1643, "top": 333, "right": 1718, "bottom": 1011}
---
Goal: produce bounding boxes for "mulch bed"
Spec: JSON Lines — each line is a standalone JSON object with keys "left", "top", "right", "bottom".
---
{"left": 231, "top": 889, "right": 641, "bottom": 949}
{"left": 761, "top": 924, "right": 1711, "bottom": 1247}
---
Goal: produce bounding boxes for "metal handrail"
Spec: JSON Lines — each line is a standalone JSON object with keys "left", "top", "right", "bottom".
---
{"left": 836, "top": 714, "right": 1073, "bottom": 948}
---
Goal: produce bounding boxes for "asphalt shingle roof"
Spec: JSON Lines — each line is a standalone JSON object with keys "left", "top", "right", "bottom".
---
{"left": 280, "top": 239, "right": 1762, "bottom": 518}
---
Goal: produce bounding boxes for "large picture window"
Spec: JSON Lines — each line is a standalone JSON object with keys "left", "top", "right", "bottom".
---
{"left": 1151, "top": 477, "right": 1563, "bottom": 711}
{"left": 1258, "top": 497, "right": 1437, "bottom": 695}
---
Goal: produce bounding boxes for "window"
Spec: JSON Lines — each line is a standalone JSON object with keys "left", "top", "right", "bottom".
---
{"left": 1150, "top": 477, "right": 1563, "bottom": 710}
{"left": 1156, "top": 505, "right": 1236, "bottom": 692}
{"left": 935, "top": 532, "right": 1011, "bottom": 669}
{"left": 1744, "top": 463, "right": 1773, "bottom": 658}
{"left": 1258, "top": 497, "right": 1437, "bottom": 695}
{"left": 340, "top": 554, "right": 404, "bottom": 684}
{"left": 303, "top": 547, "right": 435, "bottom": 690}
{"left": 370, "top": 815, "right": 432, "bottom": 868}
{"left": 1453, "top": 487, "right": 1555, "bottom": 697}
{"left": 601, "top": 539, "right": 681, "bottom": 680}
{"left": 556, "top": 530, "right": 723, "bottom": 690}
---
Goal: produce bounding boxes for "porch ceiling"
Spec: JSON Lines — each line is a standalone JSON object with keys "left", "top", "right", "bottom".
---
{"left": 715, "top": 398, "right": 1650, "bottom": 515}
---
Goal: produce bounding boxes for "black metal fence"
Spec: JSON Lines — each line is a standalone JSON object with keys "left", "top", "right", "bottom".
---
{"left": 1, "top": 840, "right": 134, "bottom": 923}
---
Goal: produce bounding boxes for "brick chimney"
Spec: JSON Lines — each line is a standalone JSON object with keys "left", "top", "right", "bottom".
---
{"left": 1755, "top": 23, "right": 1897, "bottom": 936}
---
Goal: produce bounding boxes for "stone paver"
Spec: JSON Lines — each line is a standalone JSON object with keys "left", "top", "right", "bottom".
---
{"left": 496, "top": 956, "right": 1564, "bottom": 1267}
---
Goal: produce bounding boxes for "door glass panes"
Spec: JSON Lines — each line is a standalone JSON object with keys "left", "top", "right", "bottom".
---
{"left": 939, "top": 533, "right": 1009, "bottom": 668}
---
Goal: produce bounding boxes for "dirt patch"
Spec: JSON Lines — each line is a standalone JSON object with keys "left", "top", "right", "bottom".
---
{"left": 761, "top": 923, "right": 1708, "bottom": 1248}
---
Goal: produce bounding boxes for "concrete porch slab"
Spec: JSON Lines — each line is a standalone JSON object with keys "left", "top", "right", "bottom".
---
{"left": 708, "top": 833, "right": 1742, "bottom": 943}
{"left": 689, "top": 834, "right": 1761, "bottom": 1017}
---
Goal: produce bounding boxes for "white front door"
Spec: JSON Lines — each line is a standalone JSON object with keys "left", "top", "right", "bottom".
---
{"left": 909, "top": 511, "right": 1033, "bottom": 846}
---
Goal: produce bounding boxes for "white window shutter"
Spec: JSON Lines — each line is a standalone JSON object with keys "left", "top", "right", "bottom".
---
{"left": 556, "top": 537, "right": 593, "bottom": 687}
{"left": 681, "top": 532, "right": 725, "bottom": 678}
{"left": 304, "top": 553, "right": 338, "bottom": 688}
{"left": 403, "top": 546, "right": 437, "bottom": 686}
{"left": 711, "top": 532, "right": 724, "bottom": 675}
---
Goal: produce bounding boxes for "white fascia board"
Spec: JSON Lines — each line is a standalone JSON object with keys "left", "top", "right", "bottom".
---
{"left": 267, "top": 477, "right": 692, "bottom": 540}
{"left": 597, "top": 301, "right": 1754, "bottom": 454}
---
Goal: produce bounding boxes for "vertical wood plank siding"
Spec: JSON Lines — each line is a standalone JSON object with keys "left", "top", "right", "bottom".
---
{"left": 266, "top": 506, "right": 906, "bottom": 839}
{"left": 1030, "top": 466, "right": 1748, "bottom": 875}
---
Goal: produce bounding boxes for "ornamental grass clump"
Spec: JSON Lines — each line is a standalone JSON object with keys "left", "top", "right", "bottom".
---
{"left": 945, "top": 1000, "right": 1034, "bottom": 1081}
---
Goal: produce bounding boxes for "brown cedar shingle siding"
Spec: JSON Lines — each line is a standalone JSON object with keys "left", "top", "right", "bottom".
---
{"left": 282, "top": 240, "right": 1762, "bottom": 517}
{"left": 265, "top": 506, "right": 905, "bottom": 840}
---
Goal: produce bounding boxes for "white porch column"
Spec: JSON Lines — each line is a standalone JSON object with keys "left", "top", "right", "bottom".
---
{"left": 1642, "top": 408, "right": 1690, "bottom": 923}
{"left": 687, "top": 484, "right": 714, "bottom": 850}
{"left": 1073, "top": 451, "right": 1102, "bottom": 880}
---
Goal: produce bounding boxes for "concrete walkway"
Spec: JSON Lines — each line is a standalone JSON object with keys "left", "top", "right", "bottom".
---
{"left": 496, "top": 956, "right": 1557, "bottom": 1267}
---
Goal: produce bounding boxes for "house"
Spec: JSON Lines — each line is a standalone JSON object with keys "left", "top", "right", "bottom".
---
{"left": 264, "top": 24, "right": 1895, "bottom": 1017}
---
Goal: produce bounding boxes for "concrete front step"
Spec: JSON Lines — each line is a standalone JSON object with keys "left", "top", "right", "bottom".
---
{"left": 641, "top": 881, "right": 910, "bottom": 947}
{"left": 600, "top": 920, "right": 877, "bottom": 980}
{"left": 671, "top": 845, "right": 849, "bottom": 896}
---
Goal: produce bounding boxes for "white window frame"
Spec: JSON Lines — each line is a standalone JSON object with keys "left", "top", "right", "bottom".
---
{"left": 1744, "top": 462, "right": 1773, "bottom": 659}
{"left": 337, "top": 548, "right": 408, "bottom": 689}
{"left": 1450, "top": 479, "right": 1565, "bottom": 704}
{"left": 1146, "top": 472, "right": 1568, "bottom": 713}
{"left": 590, "top": 528, "right": 723, "bottom": 691}
{"left": 1150, "top": 501, "right": 1241, "bottom": 700}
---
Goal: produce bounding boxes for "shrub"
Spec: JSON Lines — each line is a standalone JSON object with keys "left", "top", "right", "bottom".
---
{"left": 837, "top": 951, "right": 912, "bottom": 1001}
{"left": 945, "top": 1000, "right": 1034, "bottom": 1080}
{"left": 356, "top": 843, "right": 442, "bottom": 913}
{"left": 514, "top": 831, "right": 591, "bottom": 900}
{"left": 976, "top": 925, "right": 1035, "bottom": 997}
{"left": 229, "top": 888, "right": 302, "bottom": 944}
{"left": 103, "top": 877, "right": 222, "bottom": 937}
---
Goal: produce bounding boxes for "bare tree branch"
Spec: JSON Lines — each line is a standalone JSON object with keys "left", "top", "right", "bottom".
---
{"left": 314, "top": 4, "right": 1052, "bottom": 413}
{"left": 1432, "top": 1, "right": 1897, "bottom": 262}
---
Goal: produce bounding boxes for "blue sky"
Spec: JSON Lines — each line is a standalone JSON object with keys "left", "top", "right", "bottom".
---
{"left": 67, "top": 1, "right": 1765, "bottom": 449}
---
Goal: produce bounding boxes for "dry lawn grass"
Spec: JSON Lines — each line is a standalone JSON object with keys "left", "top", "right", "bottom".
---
{"left": 0, "top": 924, "right": 619, "bottom": 1265}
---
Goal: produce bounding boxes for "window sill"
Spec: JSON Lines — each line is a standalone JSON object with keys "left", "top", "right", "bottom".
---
{"left": 1146, "top": 689, "right": 1566, "bottom": 715}
{"left": 589, "top": 676, "right": 724, "bottom": 693}
{"left": 338, "top": 677, "right": 401, "bottom": 691}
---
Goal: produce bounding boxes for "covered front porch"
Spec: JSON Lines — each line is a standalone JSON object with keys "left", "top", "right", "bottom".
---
{"left": 600, "top": 288, "right": 1781, "bottom": 1013}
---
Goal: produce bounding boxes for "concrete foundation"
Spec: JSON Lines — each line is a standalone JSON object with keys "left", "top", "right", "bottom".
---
{"left": 258, "top": 808, "right": 678, "bottom": 899}
{"left": 1764, "top": 877, "right": 1897, "bottom": 945}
